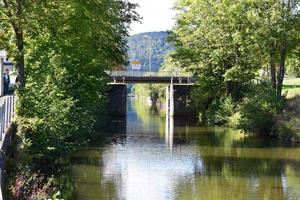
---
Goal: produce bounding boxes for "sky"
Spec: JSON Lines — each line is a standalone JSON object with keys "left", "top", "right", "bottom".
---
{"left": 129, "top": 0, "right": 176, "bottom": 35}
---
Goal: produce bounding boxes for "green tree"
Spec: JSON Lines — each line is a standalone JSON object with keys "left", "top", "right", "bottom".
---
{"left": 286, "top": 47, "right": 300, "bottom": 77}
{"left": 248, "top": 0, "right": 300, "bottom": 97}
{"left": 11, "top": 0, "right": 138, "bottom": 162}
{"left": 0, "top": 0, "right": 28, "bottom": 87}
{"left": 170, "top": 0, "right": 300, "bottom": 120}
{"left": 171, "top": 0, "right": 265, "bottom": 97}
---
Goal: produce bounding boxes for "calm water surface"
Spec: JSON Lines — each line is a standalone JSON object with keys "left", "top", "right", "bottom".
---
{"left": 64, "top": 98, "right": 300, "bottom": 200}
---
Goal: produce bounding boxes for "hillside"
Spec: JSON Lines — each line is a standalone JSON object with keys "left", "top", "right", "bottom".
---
{"left": 127, "top": 31, "right": 173, "bottom": 72}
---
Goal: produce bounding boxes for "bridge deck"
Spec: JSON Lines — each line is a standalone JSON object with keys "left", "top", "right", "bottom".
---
{"left": 107, "top": 71, "right": 197, "bottom": 84}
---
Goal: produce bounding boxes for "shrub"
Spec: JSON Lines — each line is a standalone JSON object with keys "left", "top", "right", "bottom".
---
{"left": 238, "top": 83, "right": 285, "bottom": 135}
{"left": 16, "top": 62, "right": 104, "bottom": 163}
{"left": 228, "top": 112, "right": 241, "bottom": 128}
{"left": 276, "top": 118, "right": 300, "bottom": 142}
{"left": 274, "top": 96, "right": 300, "bottom": 142}
{"left": 207, "top": 97, "right": 235, "bottom": 126}
{"left": 10, "top": 171, "right": 57, "bottom": 200}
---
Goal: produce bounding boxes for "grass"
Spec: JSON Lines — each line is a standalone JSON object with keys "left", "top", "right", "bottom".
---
{"left": 283, "top": 78, "right": 300, "bottom": 99}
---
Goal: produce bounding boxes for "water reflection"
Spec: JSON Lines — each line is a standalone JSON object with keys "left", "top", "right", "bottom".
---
{"left": 165, "top": 114, "right": 174, "bottom": 151}
{"left": 64, "top": 98, "right": 300, "bottom": 200}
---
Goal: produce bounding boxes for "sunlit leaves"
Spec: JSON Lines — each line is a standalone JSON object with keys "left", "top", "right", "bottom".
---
{"left": 13, "top": 0, "right": 138, "bottom": 161}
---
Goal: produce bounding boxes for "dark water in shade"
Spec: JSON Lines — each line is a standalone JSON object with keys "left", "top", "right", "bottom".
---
{"left": 62, "top": 98, "right": 300, "bottom": 200}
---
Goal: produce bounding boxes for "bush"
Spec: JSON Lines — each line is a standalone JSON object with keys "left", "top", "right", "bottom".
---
{"left": 207, "top": 97, "right": 235, "bottom": 126}
{"left": 9, "top": 170, "right": 57, "bottom": 200}
{"left": 238, "top": 83, "right": 285, "bottom": 135}
{"left": 287, "top": 58, "right": 300, "bottom": 77}
{"left": 274, "top": 96, "right": 300, "bottom": 142}
{"left": 276, "top": 118, "right": 300, "bottom": 142}
{"left": 228, "top": 112, "right": 241, "bottom": 128}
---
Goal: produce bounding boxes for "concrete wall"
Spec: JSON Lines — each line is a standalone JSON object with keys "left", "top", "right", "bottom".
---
{"left": 107, "top": 84, "right": 127, "bottom": 117}
{"left": 173, "top": 85, "right": 197, "bottom": 117}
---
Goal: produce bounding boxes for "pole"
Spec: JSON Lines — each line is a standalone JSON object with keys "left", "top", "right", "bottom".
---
{"left": 149, "top": 39, "right": 152, "bottom": 72}
{"left": 170, "top": 78, "right": 174, "bottom": 117}
{"left": 166, "top": 85, "right": 169, "bottom": 116}
{"left": 144, "top": 35, "right": 152, "bottom": 72}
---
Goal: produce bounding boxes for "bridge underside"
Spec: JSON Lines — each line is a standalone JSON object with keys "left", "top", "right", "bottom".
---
{"left": 107, "top": 84, "right": 197, "bottom": 117}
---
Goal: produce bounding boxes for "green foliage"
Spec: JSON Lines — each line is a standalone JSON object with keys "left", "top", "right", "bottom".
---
{"left": 276, "top": 118, "right": 300, "bottom": 142}
{"left": 133, "top": 84, "right": 165, "bottom": 103}
{"left": 238, "top": 83, "right": 285, "bottom": 135}
{"left": 275, "top": 96, "right": 300, "bottom": 142}
{"left": 171, "top": 0, "right": 300, "bottom": 139}
{"left": 207, "top": 97, "right": 235, "bottom": 126}
{"left": 227, "top": 112, "right": 241, "bottom": 128}
{"left": 12, "top": 0, "right": 138, "bottom": 162}
{"left": 160, "top": 52, "right": 182, "bottom": 72}
{"left": 9, "top": 170, "right": 57, "bottom": 200}
{"left": 170, "top": 0, "right": 267, "bottom": 100}
{"left": 287, "top": 57, "right": 300, "bottom": 77}
{"left": 133, "top": 53, "right": 182, "bottom": 102}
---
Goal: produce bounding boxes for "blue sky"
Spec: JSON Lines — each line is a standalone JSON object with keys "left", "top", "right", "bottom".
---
{"left": 129, "top": 0, "right": 176, "bottom": 35}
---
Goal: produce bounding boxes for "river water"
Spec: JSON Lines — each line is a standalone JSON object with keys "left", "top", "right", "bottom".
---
{"left": 63, "top": 98, "right": 300, "bottom": 200}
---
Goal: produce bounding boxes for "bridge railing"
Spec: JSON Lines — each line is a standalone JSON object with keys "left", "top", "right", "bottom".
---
{"left": 0, "top": 95, "right": 16, "bottom": 141}
{"left": 107, "top": 71, "right": 193, "bottom": 78}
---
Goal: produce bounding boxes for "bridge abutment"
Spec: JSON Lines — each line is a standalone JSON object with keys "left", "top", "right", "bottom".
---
{"left": 165, "top": 84, "right": 196, "bottom": 117}
{"left": 107, "top": 84, "right": 127, "bottom": 117}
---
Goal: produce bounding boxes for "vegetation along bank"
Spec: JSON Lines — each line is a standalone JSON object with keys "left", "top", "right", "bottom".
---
{"left": 168, "top": 0, "right": 300, "bottom": 142}
{"left": 0, "top": 0, "right": 138, "bottom": 199}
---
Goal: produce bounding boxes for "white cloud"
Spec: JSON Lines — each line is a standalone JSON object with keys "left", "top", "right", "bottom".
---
{"left": 129, "top": 0, "right": 176, "bottom": 35}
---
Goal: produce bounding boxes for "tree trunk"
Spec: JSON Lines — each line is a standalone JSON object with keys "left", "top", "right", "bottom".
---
{"left": 269, "top": 43, "right": 277, "bottom": 90}
{"left": 15, "top": 30, "right": 25, "bottom": 88}
{"left": 277, "top": 42, "right": 287, "bottom": 98}
{"left": 12, "top": 0, "right": 25, "bottom": 88}
{"left": 3, "top": 0, "right": 25, "bottom": 88}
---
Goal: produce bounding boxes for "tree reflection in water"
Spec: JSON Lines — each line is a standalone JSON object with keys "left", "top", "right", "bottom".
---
{"left": 57, "top": 98, "right": 300, "bottom": 200}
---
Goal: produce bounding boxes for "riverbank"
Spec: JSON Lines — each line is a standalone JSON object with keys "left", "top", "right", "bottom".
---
{"left": 52, "top": 97, "right": 300, "bottom": 200}
{"left": 263, "top": 78, "right": 300, "bottom": 142}
{"left": 275, "top": 95, "right": 300, "bottom": 143}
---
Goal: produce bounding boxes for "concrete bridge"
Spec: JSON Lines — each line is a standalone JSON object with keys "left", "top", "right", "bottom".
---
{"left": 106, "top": 71, "right": 197, "bottom": 117}
{"left": 108, "top": 71, "right": 197, "bottom": 84}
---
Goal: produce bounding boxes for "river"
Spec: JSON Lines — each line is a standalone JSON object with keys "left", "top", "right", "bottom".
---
{"left": 60, "top": 98, "right": 300, "bottom": 200}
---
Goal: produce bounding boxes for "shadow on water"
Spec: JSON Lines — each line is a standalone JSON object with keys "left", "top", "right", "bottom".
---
{"left": 58, "top": 97, "right": 300, "bottom": 200}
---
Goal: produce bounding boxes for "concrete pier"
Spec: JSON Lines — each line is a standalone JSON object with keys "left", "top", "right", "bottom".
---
{"left": 107, "top": 84, "right": 127, "bottom": 117}
{"left": 166, "top": 85, "right": 196, "bottom": 117}
{"left": 166, "top": 84, "right": 175, "bottom": 117}
{"left": 107, "top": 84, "right": 196, "bottom": 117}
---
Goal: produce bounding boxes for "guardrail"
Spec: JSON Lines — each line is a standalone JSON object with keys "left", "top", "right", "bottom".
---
{"left": 107, "top": 71, "right": 193, "bottom": 78}
{"left": 0, "top": 95, "right": 16, "bottom": 200}
{"left": 0, "top": 95, "right": 15, "bottom": 141}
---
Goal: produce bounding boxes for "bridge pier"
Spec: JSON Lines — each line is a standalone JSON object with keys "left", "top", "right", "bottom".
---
{"left": 166, "top": 84, "right": 174, "bottom": 117}
{"left": 166, "top": 84, "right": 196, "bottom": 117}
{"left": 107, "top": 84, "right": 127, "bottom": 117}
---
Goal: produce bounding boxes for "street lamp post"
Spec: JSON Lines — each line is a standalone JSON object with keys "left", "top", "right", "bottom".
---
{"left": 144, "top": 35, "right": 152, "bottom": 72}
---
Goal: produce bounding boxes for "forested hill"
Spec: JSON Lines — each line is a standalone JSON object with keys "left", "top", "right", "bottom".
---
{"left": 127, "top": 31, "right": 173, "bottom": 71}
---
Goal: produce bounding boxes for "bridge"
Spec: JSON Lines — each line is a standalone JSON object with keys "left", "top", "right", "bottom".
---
{"left": 107, "top": 71, "right": 197, "bottom": 84}
{"left": 106, "top": 71, "right": 198, "bottom": 117}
